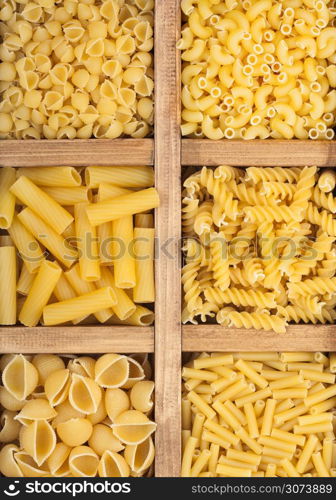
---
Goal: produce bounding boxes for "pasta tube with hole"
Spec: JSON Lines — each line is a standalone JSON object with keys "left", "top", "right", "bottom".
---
{"left": 74, "top": 202, "right": 100, "bottom": 282}
{"left": 113, "top": 216, "right": 136, "bottom": 289}
{"left": 16, "top": 167, "right": 82, "bottom": 187}
{"left": 42, "top": 187, "right": 91, "bottom": 205}
{"left": 8, "top": 215, "right": 44, "bottom": 274}
{"left": 133, "top": 227, "right": 155, "bottom": 303}
{"left": 17, "top": 264, "right": 34, "bottom": 296}
{"left": 19, "top": 260, "right": 61, "bottom": 327}
{"left": 0, "top": 246, "right": 16, "bottom": 325}
{"left": 96, "top": 267, "right": 136, "bottom": 321}
{"left": 53, "top": 273, "right": 88, "bottom": 325}
{"left": 85, "top": 166, "right": 154, "bottom": 189}
{"left": 0, "top": 167, "right": 15, "bottom": 229}
{"left": 11, "top": 177, "right": 74, "bottom": 235}
{"left": 86, "top": 188, "right": 160, "bottom": 226}
{"left": 18, "top": 208, "right": 77, "bottom": 268}
{"left": 43, "top": 287, "right": 117, "bottom": 326}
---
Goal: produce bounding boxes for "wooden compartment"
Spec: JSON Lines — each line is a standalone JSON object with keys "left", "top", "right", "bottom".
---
{"left": 0, "top": 0, "right": 336, "bottom": 478}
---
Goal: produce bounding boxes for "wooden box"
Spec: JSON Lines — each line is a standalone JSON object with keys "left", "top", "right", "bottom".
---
{"left": 0, "top": 0, "right": 336, "bottom": 478}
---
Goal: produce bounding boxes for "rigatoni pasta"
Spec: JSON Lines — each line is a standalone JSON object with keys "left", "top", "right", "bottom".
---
{"left": 0, "top": 353, "right": 156, "bottom": 477}
{"left": 182, "top": 352, "right": 336, "bottom": 477}
{"left": 0, "top": 165, "right": 157, "bottom": 327}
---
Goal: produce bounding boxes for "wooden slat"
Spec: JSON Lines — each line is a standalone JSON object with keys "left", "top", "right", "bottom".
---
{"left": 183, "top": 325, "right": 336, "bottom": 352}
{"left": 0, "top": 139, "right": 154, "bottom": 167}
{"left": 154, "top": 0, "right": 182, "bottom": 478}
{"left": 182, "top": 139, "right": 336, "bottom": 166}
{"left": 0, "top": 327, "right": 154, "bottom": 353}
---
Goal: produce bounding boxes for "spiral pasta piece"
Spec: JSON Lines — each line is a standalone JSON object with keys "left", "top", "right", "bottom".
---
{"left": 288, "top": 277, "right": 336, "bottom": 298}
{"left": 311, "top": 186, "right": 336, "bottom": 214}
{"left": 246, "top": 167, "right": 302, "bottom": 184}
{"left": 205, "top": 287, "right": 277, "bottom": 309}
{"left": 306, "top": 203, "right": 336, "bottom": 236}
{"left": 219, "top": 310, "right": 287, "bottom": 334}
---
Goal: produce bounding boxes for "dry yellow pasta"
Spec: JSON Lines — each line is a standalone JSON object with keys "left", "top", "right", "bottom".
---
{"left": 0, "top": 353, "right": 155, "bottom": 477}
{"left": 0, "top": 1, "right": 154, "bottom": 139}
{"left": 182, "top": 165, "right": 336, "bottom": 332}
{"left": 182, "top": 352, "right": 336, "bottom": 477}
{"left": 179, "top": 1, "right": 336, "bottom": 140}
{"left": 0, "top": 166, "right": 157, "bottom": 327}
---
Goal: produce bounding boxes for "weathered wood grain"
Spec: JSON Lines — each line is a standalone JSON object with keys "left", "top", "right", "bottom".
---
{"left": 154, "top": 0, "right": 182, "bottom": 478}
{"left": 0, "top": 326, "right": 154, "bottom": 353}
{"left": 0, "top": 139, "right": 154, "bottom": 167}
{"left": 182, "top": 139, "right": 336, "bottom": 167}
{"left": 183, "top": 325, "right": 336, "bottom": 352}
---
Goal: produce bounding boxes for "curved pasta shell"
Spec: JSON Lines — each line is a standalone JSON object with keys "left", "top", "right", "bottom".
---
{"left": 68, "top": 357, "right": 96, "bottom": 379}
{"left": 69, "top": 446, "right": 99, "bottom": 477}
{"left": 47, "top": 442, "right": 71, "bottom": 477}
{"left": 0, "top": 444, "right": 23, "bottom": 477}
{"left": 51, "top": 399, "right": 84, "bottom": 428}
{"left": 88, "top": 424, "right": 124, "bottom": 456}
{"left": 69, "top": 374, "right": 102, "bottom": 414}
{"left": 94, "top": 354, "right": 129, "bottom": 388}
{"left": 98, "top": 450, "right": 130, "bottom": 477}
{"left": 3, "top": 354, "right": 38, "bottom": 401}
{"left": 0, "top": 386, "right": 26, "bottom": 411}
{"left": 32, "top": 354, "right": 65, "bottom": 385}
{"left": 87, "top": 398, "right": 107, "bottom": 425}
{"left": 45, "top": 369, "right": 71, "bottom": 406}
{"left": 129, "top": 353, "right": 152, "bottom": 379}
{"left": 111, "top": 410, "right": 157, "bottom": 445}
{"left": 124, "top": 436, "right": 155, "bottom": 474}
{"left": 20, "top": 420, "right": 56, "bottom": 466}
{"left": 15, "top": 399, "right": 57, "bottom": 426}
{"left": 105, "top": 388, "right": 130, "bottom": 422}
{"left": 57, "top": 417, "right": 93, "bottom": 447}
{"left": 130, "top": 381, "right": 154, "bottom": 413}
{"left": 14, "top": 451, "right": 49, "bottom": 477}
{"left": 0, "top": 354, "right": 16, "bottom": 372}
{"left": 0, "top": 410, "right": 21, "bottom": 443}
{"left": 122, "top": 357, "right": 145, "bottom": 389}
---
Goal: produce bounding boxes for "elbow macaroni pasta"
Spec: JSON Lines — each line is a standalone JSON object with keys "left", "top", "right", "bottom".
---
{"left": 0, "top": 353, "right": 155, "bottom": 477}
{"left": 178, "top": 0, "right": 336, "bottom": 139}
{"left": 182, "top": 165, "right": 336, "bottom": 332}
{"left": 182, "top": 352, "right": 336, "bottom": 477}
{"left": 0, "top": 0, "right": 154, "bottom": 139}
{"left": 0, "top": 165, "right": 158, "bottom": 327}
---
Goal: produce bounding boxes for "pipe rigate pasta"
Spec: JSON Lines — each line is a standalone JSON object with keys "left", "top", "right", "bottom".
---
{"left": 179, "top": 2, "right": 336, "bottom": 140}
{"left": 0, "top": 1, "right": 154, "bottom": 139}
{"left": 0, "top": 353, "right": 155, "bottom": 477}
{"left": 182, "top": 166, "right": 336, "bottom": 332}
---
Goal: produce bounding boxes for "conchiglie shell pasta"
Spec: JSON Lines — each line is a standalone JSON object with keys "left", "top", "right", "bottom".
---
{"left": 51, "top": 400, "right": 84, "bottom": 428}
{"left": 68, "top": 357, "right": 96, "bottom": 379}
{"left": 124, "top": 436, "right": 155, "bottom": 474}
{"left": 57, "top": 418, "right": 93, "bottom": 447}
{"left": 0, "top": 444, "right": 22, "bottom": 477}
{"left": 15, "top": 399, "right": 57, "bottom": 426}
{"left": 0, "top": 354, "right": 17, "bottom": 372}
{"left": 87, "top": 398, "right": 107, "bottom": 425}
{"left": 45, "top": 369, "right": 71, "bottom": 407}
{"left": 130, "top": 381, "right": 154, "bottom": 413}
{"left": 0, "top": 386, "right": 26, "bottom": 411}
{"left": 32, "top": 354, "right": 65, "bottom": 385}
{"left": 105, "top": 388, "right": 130, "bottom": 422}
{"left": 2, "top": 354, "right": 38, "bottom": 401}
{"left": 20, "top": 420, "right": 56, "bottom": 466}
{"left": 14, "top": 451, "right": 49, "bottom": 477}
{"left": 112, "top": 410, "right": 156, "bottom": 445}
{"left": 88, "top": 424, "right": 124, "bottom": 455}
{"left": 122, "top": 357, "right": 145, "bottom": 389}
{"left": 95, "top": 354, "right": 129, "bottom": 389}
{"left": 69, "top": 374, "right": 102, "bottom": 414}
{"left": 69, "top": 446, "right": 99, "bottom": 477}
{"left": 0, "top": 410, "right": 21, "bottom": 443}
{"left": 98, "top": 450, "right": 130, "bottom": 477}
{"left": 47, "top": 442, "right": 71, "bottom": 477}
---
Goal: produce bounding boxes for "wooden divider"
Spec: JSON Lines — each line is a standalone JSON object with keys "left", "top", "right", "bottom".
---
{"left": 154, "top": 0, "right": 182, "bottom": 478}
